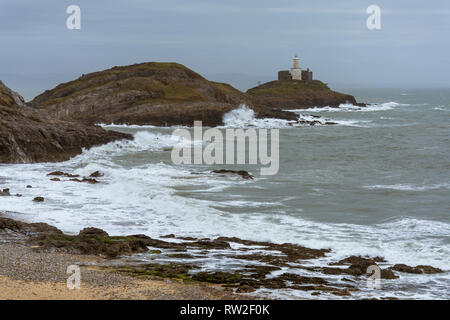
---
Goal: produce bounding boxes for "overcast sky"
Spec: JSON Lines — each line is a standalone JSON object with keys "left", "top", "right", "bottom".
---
{"left": 1, "top": 0, "right": 449, "bottom": 97}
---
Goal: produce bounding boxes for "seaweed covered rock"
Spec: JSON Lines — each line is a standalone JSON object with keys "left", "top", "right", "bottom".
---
{"left": 212, "top": 169, "right": 254, "bottom": 180}
{"left": 390, "top": 264, "right": 443, "bottom": 274}
{"left": 32, "top": 230, "right": 149, "bottom": 258}
{"left": 0, "top": 216, "right": 62, "bottom": 235}
{"left": 317, "top": 255, "right": 399, "bottom": 279}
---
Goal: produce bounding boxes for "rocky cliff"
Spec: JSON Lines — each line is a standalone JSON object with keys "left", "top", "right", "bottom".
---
{"left": 0, "top": 81, "right": 131, "bottom": 163}
{"left": 30, "top": 62, "right": 297, "bottom": 126}
{"left": 247, "top": 80, "right": 362, "bottom": 110}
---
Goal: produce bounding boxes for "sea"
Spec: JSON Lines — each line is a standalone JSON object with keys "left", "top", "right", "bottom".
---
{"left": 1, "top": 88, "right": 449, "bottom": 299}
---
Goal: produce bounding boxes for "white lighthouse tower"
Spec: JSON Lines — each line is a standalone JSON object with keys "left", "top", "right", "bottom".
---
{"left": 290, "top": 54, "right": 302, "bottom": 80}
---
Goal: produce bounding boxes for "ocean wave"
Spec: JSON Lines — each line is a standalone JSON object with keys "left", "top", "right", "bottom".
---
{"left": 364, "top": 183, "right": 450, "bottom": 192}
{"left": 222, "top": 104, "right": 370, "bottom": 128}
{"left": 296, "top": 113, "right": 371, "bottom": 127}
{"left": 221, "top": 104, "right": 297, "bottom": 128}
{"left": 291, "top": 101, "right": 407, "bottom": 113}
{"left": 433, "top": 106, "right": 449, "bottom": 111}
{"left": 73, "top": 131, "right": 198, "bottom": 165}
{"left": 98, "top": 123, "right": 158, "bottom": 129}
{"left": 98, "top": 123, "right": 191, "bottom": 130}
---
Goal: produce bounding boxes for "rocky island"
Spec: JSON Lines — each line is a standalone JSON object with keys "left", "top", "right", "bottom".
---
{"left": 27, "top": 60, "right": 362, "bottom": 128}
{"left": 29, "top": 62, "right": 297, "bottom": 127}
{"left": 247, "top": 56, "right": 362, "bottom": 110}
{"left": 247, "top": 80, "right": 361, "bottom": 110}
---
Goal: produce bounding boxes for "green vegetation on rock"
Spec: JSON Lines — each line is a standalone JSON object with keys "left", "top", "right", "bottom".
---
{"left": 30, "top": 62, "right": 258, "bottom": 126}
{"left": 247, "top": 79, "right": 359, "bottom": 109}
{"left": 247, "top": 80, "right": 329, "bottom": 95}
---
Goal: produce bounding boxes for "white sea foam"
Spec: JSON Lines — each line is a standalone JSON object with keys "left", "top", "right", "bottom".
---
{"left": 433, "top": 106, "right": 449, "bottom": 111}
{"left": 221, "top": 104, "right": 369, "bottom": 128}
{"left": 221, "top": 104, "right": 297, "bottom": 128}
{"left": 98, "top": 123, "right": 191, "bottom": 130}
{"left": 98, "top": 123, "right": 158, "bottom": 129}
{"left": 364, "top": 183, "right": 450, "bottom": 192}
{"left": 291, "top": 102, "right": 406, "bottom": 113}
{"left": 100, "top": 101, "right": 406, "bottom": 132}
{"left": 296, "top": 113, "right": 371, "bottom": 127}
{"left": 74, "top": 131, "right": 198, "bottom": 164}
{"left": 222, "top": 104, "right": 256, "bottom": 126}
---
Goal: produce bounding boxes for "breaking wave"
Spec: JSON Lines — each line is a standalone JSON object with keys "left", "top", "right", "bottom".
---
{"left": 221, "top": 104, "right": 297, "bottom": 128}
{"left": 222, "top": 104, "right": 370, "bottom": 128}
{"left": 433, "top": 106, "right": 449, "bottom": 112}
{"left": 293, "top": 102, "right": 407, "bottom": 113}
{"left": 364, "top": 183, "right": 450, "bottom": 192}
{"left": 98, "top": 123, "right": 158, "bottom": 129}
{"left": 76, "top": 131, "right": 184, "bottom": 162}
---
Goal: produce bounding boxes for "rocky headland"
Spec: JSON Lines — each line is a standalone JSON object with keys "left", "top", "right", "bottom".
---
{"left": 0, "top": 81, "right": 131, "bottom": 163}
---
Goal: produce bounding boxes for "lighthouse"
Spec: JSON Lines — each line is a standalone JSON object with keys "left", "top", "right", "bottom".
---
{"left": 277, "top": 55, "right": 313, "bottom": 81}
{"left": 290, "top": 54, "right": 302, "bottom": 80}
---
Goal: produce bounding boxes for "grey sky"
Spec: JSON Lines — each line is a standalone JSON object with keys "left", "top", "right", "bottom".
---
{"left": 1, "top": 0, "right": 449, "bottom": 97}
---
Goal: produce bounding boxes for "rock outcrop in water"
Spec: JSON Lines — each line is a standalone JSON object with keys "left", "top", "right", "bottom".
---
{"left": 247, "top": 80, "right": 364, "bottom": 110}
{"left": 30, "top": 62, "right": 297, "bottom": 126}
{"left": 211, "top": 169, "right": 254, "bottom": 180}
{"left": 0, "top": 81, "right": 131, "bottom": 163}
